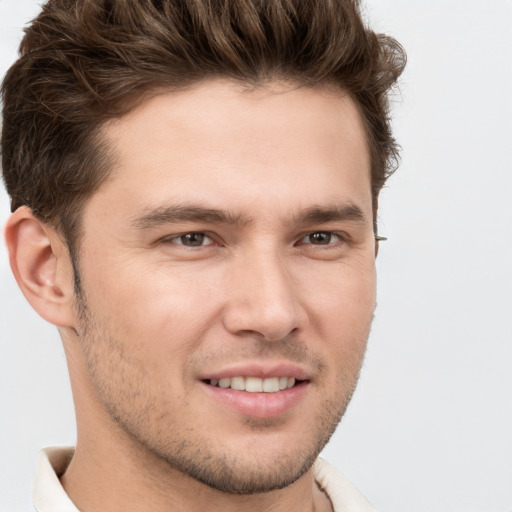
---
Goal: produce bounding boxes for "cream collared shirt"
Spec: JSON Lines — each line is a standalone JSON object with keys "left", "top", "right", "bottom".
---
{"left": 33, "top": 447, "right": 376, "bottom": 512}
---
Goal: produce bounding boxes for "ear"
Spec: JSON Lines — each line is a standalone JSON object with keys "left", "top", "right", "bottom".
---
{"left": 5, "top": 206, "right": 76, "bottom": 328}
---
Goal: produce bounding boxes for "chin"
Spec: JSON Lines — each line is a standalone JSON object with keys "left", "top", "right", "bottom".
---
{"left": 161, "top": 448, "right": 319, "bottom": 494}
{"left": 145, "top": 403, "right": 344, "bottom": 494}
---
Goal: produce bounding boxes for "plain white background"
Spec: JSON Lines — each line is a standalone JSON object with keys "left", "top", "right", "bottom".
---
{"left": 1, "top": 1, "right": 511, "bottom": 511}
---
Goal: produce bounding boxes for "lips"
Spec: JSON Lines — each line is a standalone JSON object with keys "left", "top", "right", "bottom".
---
{"left": 201, "top": 362, "right": 309, "bottom": 382}
{"left": 200, "top": 363, "right": 310, "bottom": 418}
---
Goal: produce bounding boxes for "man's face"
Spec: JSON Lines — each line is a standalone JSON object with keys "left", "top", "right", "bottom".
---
{"left": 73, "top": 80, "right": 376, "bottom": 493}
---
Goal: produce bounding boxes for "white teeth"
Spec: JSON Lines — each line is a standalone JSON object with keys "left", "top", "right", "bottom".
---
{"left": 230, "top": 376, "right": 245, "bottom": 391}
{"left": 263, "top": 377, "right": 279, "bottom": 392}
{"left": 246, "top": 377, "right": 263, "bottom": 392}
{"left": 218, "top": 378, "right": 231, "bottom": 389}
{"left": 209, "top": 376, "right": 298, "bottom": 393}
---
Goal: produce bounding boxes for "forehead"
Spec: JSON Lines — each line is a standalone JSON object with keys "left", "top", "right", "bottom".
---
{"left": 88, "top": 80, "right": 372, "bottom": 227}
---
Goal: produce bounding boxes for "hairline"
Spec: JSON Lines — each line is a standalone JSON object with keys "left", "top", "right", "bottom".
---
{"left": 55, "top": 77, "right": 379, "bottom": 275}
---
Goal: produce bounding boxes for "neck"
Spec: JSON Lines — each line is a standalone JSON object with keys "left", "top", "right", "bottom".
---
{"left": 60, "top": 434, "right": 332, "bottom": 512}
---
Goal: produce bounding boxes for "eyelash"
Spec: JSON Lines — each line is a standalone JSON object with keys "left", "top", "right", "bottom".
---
{"left": 161, "top": 231, "right": 349, "bottom": 249}
{"left": 164, "top": 232, "right": 215, "bottom": 247}
{"left": 296, "top": 231, "right": 345, "bottom": 247}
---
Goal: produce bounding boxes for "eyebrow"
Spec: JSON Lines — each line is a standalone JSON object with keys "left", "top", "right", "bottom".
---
{"left": 291, "top": 203, "right": 369, "bottom": 226}
{"left": 131, "top": 202, "right": 368, "bottom": 230}
{"left": 131, "top": 204, "right": 252, "bottom": 229}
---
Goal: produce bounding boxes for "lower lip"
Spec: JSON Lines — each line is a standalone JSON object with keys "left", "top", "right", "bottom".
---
{"left": 201, "top": 381, "right": 308, "bottom": 419}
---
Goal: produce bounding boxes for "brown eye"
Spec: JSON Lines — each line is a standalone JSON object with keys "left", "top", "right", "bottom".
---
{"left": 170, "top": 232, "right": 212, "bottom": 247}
{"left": 303, "top": 232, "right": 337, "bottom": 245}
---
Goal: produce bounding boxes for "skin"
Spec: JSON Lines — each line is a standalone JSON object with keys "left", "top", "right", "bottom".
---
{"left": 6, "top": 80, "right": 377, "bottom": 512}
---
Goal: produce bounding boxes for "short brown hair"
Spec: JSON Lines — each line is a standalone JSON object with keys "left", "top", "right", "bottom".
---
{"left": 1, "top": 0, "right": 405, "bottom": 249}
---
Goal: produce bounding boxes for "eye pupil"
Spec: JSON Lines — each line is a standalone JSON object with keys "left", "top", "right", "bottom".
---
{"left": 183, "top": 233, "right": 205, "bottom": 246}
{"left": 310, "top": 232, "right": 331, "bottom": 245}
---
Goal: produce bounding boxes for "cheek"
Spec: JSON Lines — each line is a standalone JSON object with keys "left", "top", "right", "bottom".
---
{"left": 81, "top": 260, "right": 223, "bottom": 363}
{"left": 304, "top": 261, "right": 376, "bottom": 326}
{"left": 304, "top": 262, "right": 376, "bottom": 370}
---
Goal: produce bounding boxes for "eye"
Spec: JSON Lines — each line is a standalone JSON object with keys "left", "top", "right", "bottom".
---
{"left": 167, "top": 232, "right": 214, "bottom": 247}
{"left": 299, "top": 231, "right": 342, "bottom": 246}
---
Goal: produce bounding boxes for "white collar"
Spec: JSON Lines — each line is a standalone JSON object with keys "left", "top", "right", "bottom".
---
{"left": 313, "top": 458, "right": 376, "bottom": 512}
{"left": 33, "top": 447, "right": 77, "bottom": 512}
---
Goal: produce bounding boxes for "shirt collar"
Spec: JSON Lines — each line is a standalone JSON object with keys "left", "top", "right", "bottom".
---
{"left": 33, "top": 447, "right": 79, "bottom": 512}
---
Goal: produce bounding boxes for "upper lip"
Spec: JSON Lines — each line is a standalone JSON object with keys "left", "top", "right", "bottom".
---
{"left": 200, "top": 362, "right": 311, "bottom": 381}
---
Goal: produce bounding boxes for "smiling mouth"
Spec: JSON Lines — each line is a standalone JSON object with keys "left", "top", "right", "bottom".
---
{"left": 204, "top": 376, "right": 303, "bottom": 393}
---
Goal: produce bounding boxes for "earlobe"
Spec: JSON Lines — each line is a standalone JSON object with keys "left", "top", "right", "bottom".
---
{"left": 5, "top": 206, "right": 76, "bottom": 328}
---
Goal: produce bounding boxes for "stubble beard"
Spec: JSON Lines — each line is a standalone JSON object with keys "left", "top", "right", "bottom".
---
{"left": 73, "top": 288, "right": 368, "bottom": 495}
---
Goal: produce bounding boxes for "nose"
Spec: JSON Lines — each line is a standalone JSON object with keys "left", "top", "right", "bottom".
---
{"left": 221, "top": 250, "right": 306, "bottom": 342}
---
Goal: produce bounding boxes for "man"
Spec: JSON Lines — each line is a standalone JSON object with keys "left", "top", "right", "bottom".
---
{"left": 1, "top": 0, "right": 405, "bottom": 510}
